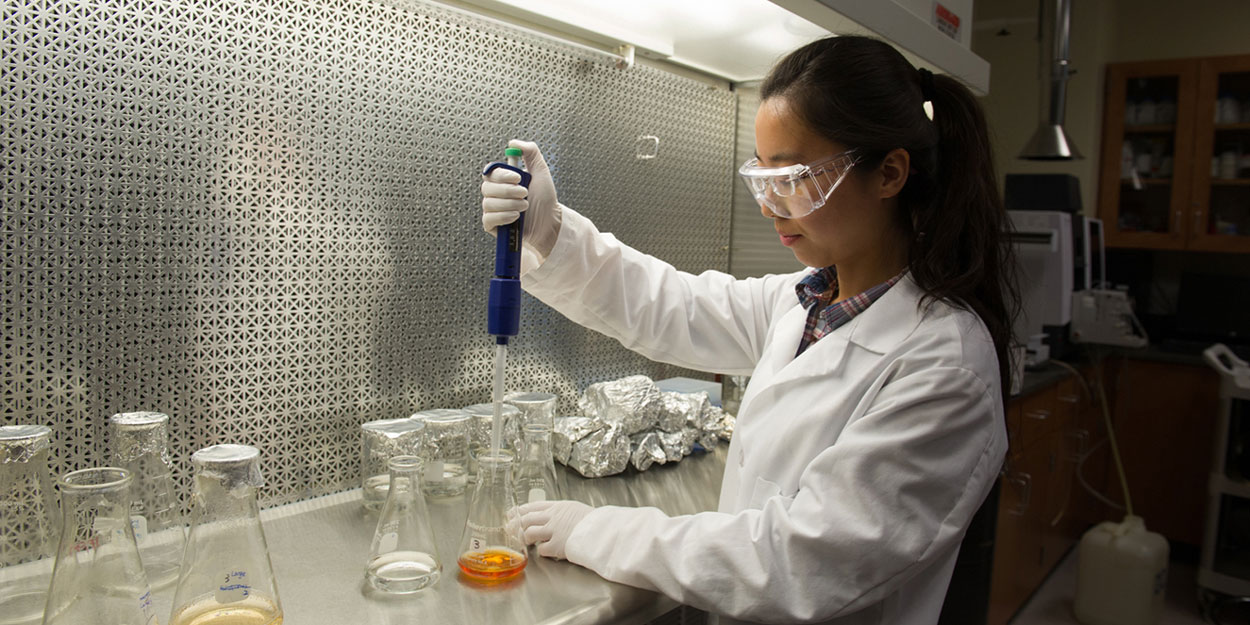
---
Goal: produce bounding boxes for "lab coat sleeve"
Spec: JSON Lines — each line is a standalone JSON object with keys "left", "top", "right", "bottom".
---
{"left": 521, "top": 207, "right": 796, "bottom": 374}
{"left": 562, "top": 365, "right": 1005, "bottom": 624}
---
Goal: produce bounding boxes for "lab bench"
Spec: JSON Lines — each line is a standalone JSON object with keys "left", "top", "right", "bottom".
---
{"left": 144, "top": 444, "right": 726, "bottom": 625}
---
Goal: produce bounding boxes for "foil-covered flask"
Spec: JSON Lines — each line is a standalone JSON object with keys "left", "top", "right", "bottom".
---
{"left": 108, "top": 411, "right": 184, "bottom": 589}
{"left": 169, "top": 445, "right": 282, "bottom": 625}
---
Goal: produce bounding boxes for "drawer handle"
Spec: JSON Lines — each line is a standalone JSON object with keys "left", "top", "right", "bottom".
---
{"left": 1064, "top": 429, "right": 1090, "bottom": 461}
{"left": 1058, "top": 394, "right": 1080, "bottom": 405}
{"left": 1024, "top": 409, "right": 1051, "bottom": 421}
{"left": 1006, "top": 472, "right": 1032, "bottom": 516}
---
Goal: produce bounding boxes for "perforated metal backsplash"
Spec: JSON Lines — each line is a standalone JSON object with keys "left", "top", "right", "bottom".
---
{"left": 1, "top": 0, "right": 736, "bottom": 507}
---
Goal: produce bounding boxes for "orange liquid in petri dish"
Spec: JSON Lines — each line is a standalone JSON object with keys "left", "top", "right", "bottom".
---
{"left": 457, "top": 548, "right": 527, "bottom": 580}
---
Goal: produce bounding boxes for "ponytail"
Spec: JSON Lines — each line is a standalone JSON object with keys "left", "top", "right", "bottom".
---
{"left": 761, "top": 36, "right": 1020, "bottom": 401}
{"left": 910, "top": 73, "right": 1020, "bottom": 402}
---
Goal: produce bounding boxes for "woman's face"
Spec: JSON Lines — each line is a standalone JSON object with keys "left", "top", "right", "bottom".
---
{"left": 752, "top": 97, "right": 896, "bottom": 269}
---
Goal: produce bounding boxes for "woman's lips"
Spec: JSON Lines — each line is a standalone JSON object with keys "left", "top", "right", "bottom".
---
{"left": 779, "top": 233, "right": 801, "bottom": 246}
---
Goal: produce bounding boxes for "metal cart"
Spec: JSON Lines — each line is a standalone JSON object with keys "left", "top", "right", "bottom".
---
{"left": 1200, "top": 344, "right": 1250, "bottom": 623}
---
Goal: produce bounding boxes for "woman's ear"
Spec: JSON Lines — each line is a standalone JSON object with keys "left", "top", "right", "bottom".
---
{"left": 877, "top": 148, "right": 911, "bottom": 199}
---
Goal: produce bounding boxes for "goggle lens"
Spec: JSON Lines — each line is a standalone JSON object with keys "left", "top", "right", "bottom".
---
{"left": 738, "top": 151, "right": 858, "bottom": 219}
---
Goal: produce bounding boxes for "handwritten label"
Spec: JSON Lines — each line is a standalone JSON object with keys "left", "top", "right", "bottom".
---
{"left": 469, "top": 536, "right": 484, "bottom": 551}
{"left": 214, "top": 569, "right": 251, "bottom": 603}
{"left": 138, "top": 589, "right": 158, "bottom": 625}
{"left": 130, "top": 515, "right": 149, "bottom": 542}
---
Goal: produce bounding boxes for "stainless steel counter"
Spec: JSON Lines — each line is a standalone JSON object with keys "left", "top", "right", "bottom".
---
{"left": 143, "top": 444, "right": 726, "bottom": 625}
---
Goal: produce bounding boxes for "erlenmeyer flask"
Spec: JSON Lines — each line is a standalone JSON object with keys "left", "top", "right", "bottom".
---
{"left": 515, "top": 424, "right": 560, "bottom": 505}
{"left": 456, "top": 450, "right": 527, "bottom": 581}
{"left": 359, "top": 417, "right": 425, "bottom": 511}
{"left": 461, "top": 402, "right": 519, "bottom": 482}
{"left": 0, "top": 425, "right": 59, "bottom": 625}
{"left": 108, "top": 411, "right": 184, "bottom": 589}
{"left": 169, "top": 445, "right": 281, "bottom": 625}
{"left": 503, "top": 391, "right": 557, "bottom": 430}
{"left": 41, "top": 468, "right": 159, "bottom": 625}
{"left": 365, "top": 455, "right": 441, "bottom": 593}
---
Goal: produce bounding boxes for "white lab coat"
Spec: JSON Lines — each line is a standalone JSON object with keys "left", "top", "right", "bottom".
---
{"left": 522, "top": 208, "right": 1007, "bottom": 625}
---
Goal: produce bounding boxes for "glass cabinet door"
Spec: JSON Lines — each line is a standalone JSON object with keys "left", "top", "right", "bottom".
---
{"left": 1098, "top": 60, "right": 1198, "bottom": 249}
{"left": 1190, "top": 56, "right": 1250, "bottom": 252}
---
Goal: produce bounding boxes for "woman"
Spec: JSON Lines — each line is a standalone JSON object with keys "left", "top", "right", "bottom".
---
{"left": 480, "top": 35, "right": 1018, "bottom": 625}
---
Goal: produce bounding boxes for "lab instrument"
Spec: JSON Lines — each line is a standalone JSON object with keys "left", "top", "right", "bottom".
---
{"left": 108, "top": 411, "right": 184, "bottom": 589}
{"left": 456, "top": 450, "right": 527, "bottom": 581}
{"left": 365, "top": 455, "right": 441, "bottom": 593}
{"left": 483, "top": 146, "right": 531, "bottom": 457}
{"left": 41, "top": 468, "right": 158, "bottom": 625}
{"left": 359, "top": 417, "right": 425, "bottom": 510}
{"left": 0, "top": 425, "right": 58, "bottom": 624}
{"left": 169, "top": 445, "right": 282, "bottom": 625}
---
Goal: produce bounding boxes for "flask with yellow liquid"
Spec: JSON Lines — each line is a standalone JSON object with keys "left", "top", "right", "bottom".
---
{"left": 168, "top": 445, "right": 282, "bottom": 625}
{"left": 457, "top": 450, "right": 527, "bottom": 581}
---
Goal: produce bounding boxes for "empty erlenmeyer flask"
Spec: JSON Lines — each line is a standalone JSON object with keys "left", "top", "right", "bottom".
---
{"left": 365, "top": 456, "right": 441, "bottom": 593}
{"left": 108, "top": 412, "right": 184, "bottom": 589}
{"left": 456, "top": 450, "right": 526, "bottom": 582}
{"left": 41, "top": 468, "right": 159, "bottom": 625}
{"left": 515, "top": 424, "right": 560, "bottom": 505}
{"left": 1, "top": 425, "right": 59, "bottom": 625}
{"left": 169, "top": 445, "right": 281, "bottom": 625}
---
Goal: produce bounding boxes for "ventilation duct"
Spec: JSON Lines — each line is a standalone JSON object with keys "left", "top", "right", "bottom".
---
{"left": 1020, "top": 0, "right": 1081, "bottom": 160}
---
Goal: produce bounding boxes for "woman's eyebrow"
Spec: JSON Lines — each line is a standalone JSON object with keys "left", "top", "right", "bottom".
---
{"left": 754, "top": 151, "right": 803, "bottom": 164}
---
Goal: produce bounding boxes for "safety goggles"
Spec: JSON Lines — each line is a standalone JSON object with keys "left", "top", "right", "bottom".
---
{"left": 738, "top": 149, "right": 861, "bottom": 219}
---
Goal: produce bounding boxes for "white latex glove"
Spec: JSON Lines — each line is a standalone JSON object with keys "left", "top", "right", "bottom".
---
{"left": 480, "top": 140, "right": 563, "bottom": 270}
{"left": 518, "top": 499, "right": 593, "bottom": 561}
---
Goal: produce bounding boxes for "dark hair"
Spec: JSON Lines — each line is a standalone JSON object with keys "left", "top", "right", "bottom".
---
{"left": 760, "top": 35, "right": 1020, "bottom": 401}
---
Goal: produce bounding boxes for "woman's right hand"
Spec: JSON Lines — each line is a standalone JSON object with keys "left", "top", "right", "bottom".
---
{"left": 481, "top": 140, "right": 563, "bottom": 265}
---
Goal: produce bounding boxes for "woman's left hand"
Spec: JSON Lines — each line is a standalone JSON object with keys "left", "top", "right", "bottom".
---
{"left": 518, "top": 500, "right": 593, "bottom": 560}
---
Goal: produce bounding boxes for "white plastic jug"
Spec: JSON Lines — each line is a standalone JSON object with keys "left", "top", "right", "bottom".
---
{"left": 1074, "top": 515, "right": 1169, "bottom": 625}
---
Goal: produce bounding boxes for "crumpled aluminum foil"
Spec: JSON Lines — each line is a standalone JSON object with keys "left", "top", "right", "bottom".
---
{"left": 557, "top": 375, "right": 733, "bottom": 477}
{"left": 657, "top": 392, "right": 690, "bottom": 432}
{"left": 0, "top": 425, "right": 52, "bottom": 464}
{"left": 568, "top": 425, "right": 630, "bottom": 478}
{"left": 630, "top": 431, "right": 666, "bottom": 471}
{"left": 578, "top": 375, "right": 661, "bottom": 435}
{"left": 552, "top": 416, "right": 602, "bottom": 465}
{"left": 109, "top": 412, "right": 171, "bottom": 464}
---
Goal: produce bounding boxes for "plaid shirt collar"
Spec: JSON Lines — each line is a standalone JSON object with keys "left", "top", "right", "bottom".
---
{"left": 794, "top": 267, "right": 906, "bottom": 356}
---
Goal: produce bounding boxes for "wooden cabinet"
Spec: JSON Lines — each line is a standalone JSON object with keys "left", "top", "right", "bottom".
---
{"left": 989, "top": 381, "right": 1086, "bottom": 625}
{"left": 1102, "top": 358, "right": 1220, "bottom": 546}
{"left": 1098, "top": 55, "right": 1250, "bottom": 252}
{"left": 988, "top": 358, "right": 1220, "bottom": 625}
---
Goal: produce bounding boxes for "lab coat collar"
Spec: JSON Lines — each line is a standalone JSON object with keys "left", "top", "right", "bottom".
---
{"left": 840, "top": 273, "right": 929, "bottom": 354}
{"left": 747, "top": 274, "right": 929, "bottom": 398}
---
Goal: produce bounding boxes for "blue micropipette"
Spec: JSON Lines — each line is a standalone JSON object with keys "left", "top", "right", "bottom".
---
{"left": 481, "top": 147, "right": 531, "bottom": 457}
{"left": 482, "top": 147, "right": 531, "bottom": 345}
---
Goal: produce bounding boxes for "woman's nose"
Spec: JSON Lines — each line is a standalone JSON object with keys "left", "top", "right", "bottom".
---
{"left": 759, "top": 200, "right": 776, "bottom": 219}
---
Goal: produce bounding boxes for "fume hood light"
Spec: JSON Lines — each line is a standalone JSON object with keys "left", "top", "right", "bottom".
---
{"left": 1020, "top": 123, "right": 1082, "bottom": 160}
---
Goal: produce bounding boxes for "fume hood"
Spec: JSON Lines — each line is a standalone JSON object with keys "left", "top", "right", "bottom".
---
{"left": 449, "top": 0, "right": 990, "bottom": 92}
